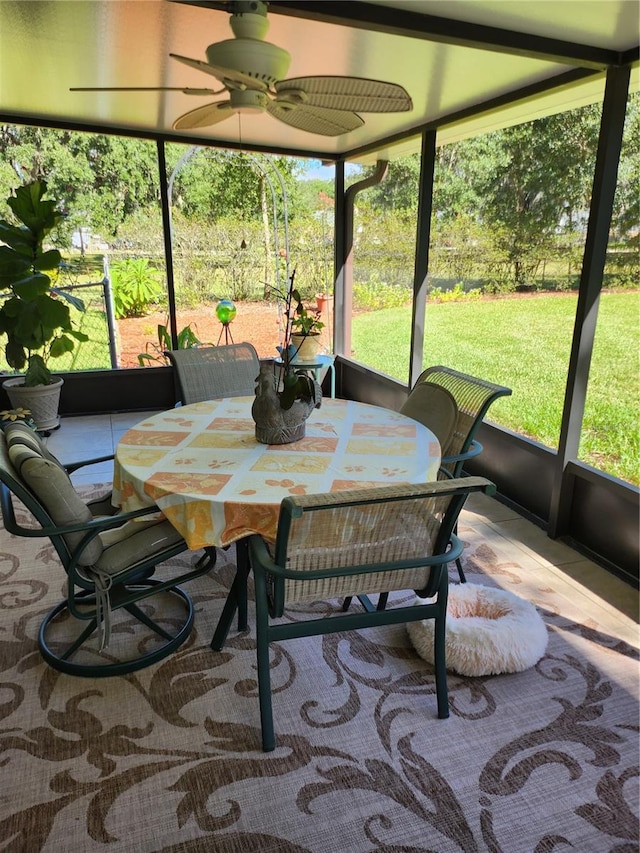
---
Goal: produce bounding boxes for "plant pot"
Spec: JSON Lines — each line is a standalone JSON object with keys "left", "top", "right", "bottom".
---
{"left": 290, "top": 333, "right": 322, "bottom": 364}
{"left": 315, "top": 293, "right": 333, "bottom": 313}
{"left": 251, "top": 361, "right": 321, "bottom": 445}
{"left": 2, "top": 376, "right": 63, "bottom": 433}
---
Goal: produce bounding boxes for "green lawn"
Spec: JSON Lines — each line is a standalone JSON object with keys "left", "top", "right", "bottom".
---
{"left": 352, "top": 291, "right": 639, "bottom": 485}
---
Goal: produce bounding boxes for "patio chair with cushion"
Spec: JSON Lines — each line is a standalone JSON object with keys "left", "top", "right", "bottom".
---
{"left": 164, "top": 342, "right": 260, "bottom": 404}
{"left": 210, "top": 476, "right": 496, "bottom": 752}
{"left": 0, "top": 422, "right": 215, "bottom": 677}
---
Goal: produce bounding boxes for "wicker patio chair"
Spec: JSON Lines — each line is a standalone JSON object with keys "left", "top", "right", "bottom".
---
{"left": 400, "top": 381, "right": 459, "bottom": 449}
{"left": 0, "top": 422, "right": 215, "bottom": 676}
{"left": 415, "top": 365, "right": 512, "bottom": 481}
{"left": 164, "top": 342, "right": 260, "bottom": 404}
{"left": 211, "top": 476, "right": 496, "bottom": 752}
{"left": 405, "top": 366, "right": 511, "bottom": 582}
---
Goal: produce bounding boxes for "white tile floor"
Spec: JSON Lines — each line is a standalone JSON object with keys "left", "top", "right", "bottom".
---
{"left": 43, "top": 412, "right": 639, "bottom": 631}
{"left": 44, "top": 411, "right": 162, "bottom": 487}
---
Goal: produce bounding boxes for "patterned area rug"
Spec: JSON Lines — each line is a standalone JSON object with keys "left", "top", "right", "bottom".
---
{"left": 0, "top": 486, "right": 638, "bottom": 852}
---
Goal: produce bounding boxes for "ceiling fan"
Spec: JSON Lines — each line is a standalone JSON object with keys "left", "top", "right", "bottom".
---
{"left": 71, "top": 0, "right": 412, "bottom": 136}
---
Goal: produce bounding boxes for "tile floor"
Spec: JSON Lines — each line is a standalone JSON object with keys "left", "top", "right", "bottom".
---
{"left": 43, "top": 412, "right": 639, "bottom": 636}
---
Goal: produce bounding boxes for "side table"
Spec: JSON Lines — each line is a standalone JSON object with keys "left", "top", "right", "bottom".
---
{"left": 274, "top": 354, "right": 335, "bottom": 398}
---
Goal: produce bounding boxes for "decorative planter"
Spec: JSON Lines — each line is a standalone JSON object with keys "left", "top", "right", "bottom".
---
{"left": 251, "top": 362, "right": 321, "bottom": 445}
{"left": 290, "top": 333, "right": 322, "bottom": 364}
{"left": 2, "top": 376, "right": 63, "bottom": 433}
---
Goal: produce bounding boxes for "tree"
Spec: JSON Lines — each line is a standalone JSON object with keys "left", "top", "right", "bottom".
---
{"left": 474, "top": 107, "right": 601, "bottom": 286}
{"left": 611, "top": 92, "right": 640, "bottom": 242}
{"left": 360, "top": 155, "right": 420, "bottom": 211}
{"left": 0, "top": 126, "right": 160, "bottom": 238}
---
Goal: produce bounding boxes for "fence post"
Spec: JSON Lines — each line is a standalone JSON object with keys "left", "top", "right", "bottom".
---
{"left": 103, "top": 256, "right": 119, "bottom": 368}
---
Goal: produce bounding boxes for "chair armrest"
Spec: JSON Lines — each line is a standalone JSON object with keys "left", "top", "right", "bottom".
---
{"left": 65, "top": 454, "right": 115, "bottom": 474}
{"left": 439, "top": 439, "right": 483, "bottom": 477}
{"left": 249, "top": 531, "right": 463, "bottom": 583}
{"left": 3, "top": 501, "right": 164, "bottom": 540}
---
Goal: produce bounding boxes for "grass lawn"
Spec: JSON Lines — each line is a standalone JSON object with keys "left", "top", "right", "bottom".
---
{"left": 352, "top": 291, "right": 639, "bottom": 485}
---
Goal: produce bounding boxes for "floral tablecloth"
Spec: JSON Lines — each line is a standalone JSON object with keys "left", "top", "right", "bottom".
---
{"left": 113, "top": 397, "right": 440, "bottom": 549}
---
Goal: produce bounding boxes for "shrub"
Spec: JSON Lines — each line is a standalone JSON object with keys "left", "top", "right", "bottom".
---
{"left": 110, "top": 258, "right": 163, "bottom": 318}
{"left": 354, "top": 274, "right": 411, "bottom": 311}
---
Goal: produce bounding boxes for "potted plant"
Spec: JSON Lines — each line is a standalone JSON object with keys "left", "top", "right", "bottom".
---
{"left": 252, "top": 270, "right": 322, "bottom": 444}
{"left": 0, "top": 180, "right": 88, "bottom": 432}
{"left": 289, "top": 288, "right": 325, "bottom": 365}
{"left": 315, "top": 290, "right": 333, "bottom": 314}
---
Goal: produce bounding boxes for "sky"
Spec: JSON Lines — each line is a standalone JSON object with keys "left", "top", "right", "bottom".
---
{"left": 299, "top": 159, "right": 362, "bottom": 181}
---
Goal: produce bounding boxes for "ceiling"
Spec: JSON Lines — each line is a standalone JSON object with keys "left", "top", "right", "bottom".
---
{"left": 0, "top": 0, "right": 638, "bottom": 164}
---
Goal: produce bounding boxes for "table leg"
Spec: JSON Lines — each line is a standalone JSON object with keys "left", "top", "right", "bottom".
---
{"left": 236, "top": 538, "right": 249, "bottom": 632}
{"left": 210, "top": 538, "right": 250, "bottom": 651}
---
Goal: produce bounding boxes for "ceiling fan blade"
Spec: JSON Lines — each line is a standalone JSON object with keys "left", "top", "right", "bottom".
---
{"left": 70, "top": 86, "right": 222, "bottom": 96}
{"left": 172, "top": 101, "right": 236, "bottom": 130}
{"left": 170, "top": 53, "right": 267, "bottom": 91}
{"left": 274, "top": 76, "right": 412, "bottom": 113}
{"left": 267, "top": 103, "right": 364, "bottom": 136}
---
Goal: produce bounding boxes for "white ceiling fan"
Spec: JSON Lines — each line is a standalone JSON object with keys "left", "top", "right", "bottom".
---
{"left": 71, "top": 0, "right": 413, "bottom": 136}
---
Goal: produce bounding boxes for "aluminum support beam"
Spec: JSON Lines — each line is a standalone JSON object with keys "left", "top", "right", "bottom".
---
{"left": 409, "top": 130, "right": 436, "bottom": 389}
{"left": 157, "top": 141, "right": 179, "bottom": 350}
{"left": 548, "top": 65, "right": 631, "bottom": 537}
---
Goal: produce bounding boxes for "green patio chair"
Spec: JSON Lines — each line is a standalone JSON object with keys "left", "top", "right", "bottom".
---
{"left": 0, "top": 422, "right": 215, "bottom": 677}
{"left": 211, "top": 476, "right": 496, "bottom": 752}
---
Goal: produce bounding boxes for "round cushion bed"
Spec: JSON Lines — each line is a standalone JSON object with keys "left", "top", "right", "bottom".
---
{"left": 408, "top": 583, "right": 548, "bottom": 677}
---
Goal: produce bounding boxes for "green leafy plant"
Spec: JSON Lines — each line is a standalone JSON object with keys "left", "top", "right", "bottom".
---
{"left": 0, "top": 180, "right": 88, "bottom": 386}
{"left": 137, "top": 322, "right": 205, "bottom": 366}
{"left": 290, "top": 297, "right": 325, "bottom": 336}
{"left": 110, "top": 257, "right": 163, "bottom": 318}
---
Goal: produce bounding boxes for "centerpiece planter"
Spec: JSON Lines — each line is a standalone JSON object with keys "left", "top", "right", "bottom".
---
{"left": 252, "top": 270, "right": 323, "bottom": 445}
{"left": 252, "top": 361, "right": 320, "bottom": 445}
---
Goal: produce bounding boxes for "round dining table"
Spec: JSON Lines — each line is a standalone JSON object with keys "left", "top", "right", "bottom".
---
{"left": 113, "top": 396, "right": 441, "bottom": 551}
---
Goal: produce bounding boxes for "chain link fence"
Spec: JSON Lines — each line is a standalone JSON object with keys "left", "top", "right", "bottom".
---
{"left": 0, "top": 255, "right": 119, "bottom": 375}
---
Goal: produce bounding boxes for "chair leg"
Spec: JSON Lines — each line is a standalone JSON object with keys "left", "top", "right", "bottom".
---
{"left": 59, "top": 613, "right": 100, "bottom": 660}
{"left": 376, "top": 592, "right": 389, "bottom": 611}
{"left": 210, "top": 574, "right": 241, "bottom": 651}
{"left": 39, "top": 582, "right": 195, "bottom": 677}
{"left": 236, "top": 539, "right": 249, "bottom": 632}
{"left": 433, "top": 591, "right": 450, "bottom": 719}
{"left": 254, "top": 572, "right": 276, "bottom": 752}
{"left": 343, "top": 592, "right": 389, "bottom": 612}
{"left": 124, "top": 600, "right": 175, "bottom": 640}
{"left": 452, "top": 521, "right": 467, "bottom": 582}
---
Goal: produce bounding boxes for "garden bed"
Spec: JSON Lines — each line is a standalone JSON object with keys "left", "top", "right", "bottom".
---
{"left": 117, "top": 301, "right": 333, "bottom": 368}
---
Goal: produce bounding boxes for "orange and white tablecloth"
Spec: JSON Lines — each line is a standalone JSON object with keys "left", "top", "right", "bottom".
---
{"left": 113, "top": 397, "right": 440, "bottom": 550}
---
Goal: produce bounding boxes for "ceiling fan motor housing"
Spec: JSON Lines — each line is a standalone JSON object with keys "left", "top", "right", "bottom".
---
{"left": 206, "top": 38, "right": 291, "bottom": 87}
{"left": 229, "top": 89, "right": 269, "bottom": 113}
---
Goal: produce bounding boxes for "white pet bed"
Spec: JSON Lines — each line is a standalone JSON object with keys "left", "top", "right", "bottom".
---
{"left": 408, "top": 583, "right": 548, "bottom": 677}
